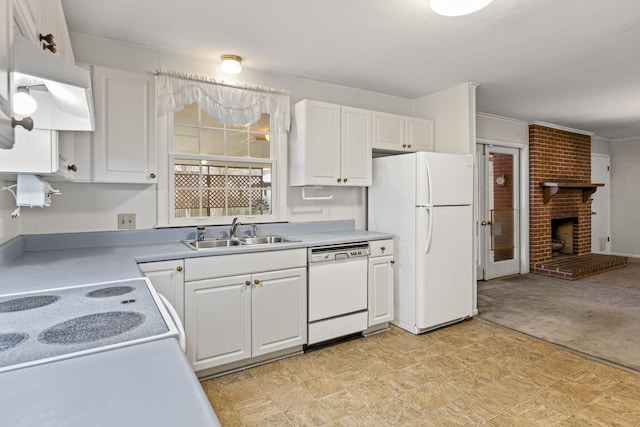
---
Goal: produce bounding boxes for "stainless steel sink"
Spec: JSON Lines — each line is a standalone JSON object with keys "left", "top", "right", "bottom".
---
{"left": 238, "top": 235, "right": 300, "bottom": 245}
{"left": 182, "top": 235, "right": 300, "bottom": 250}
{"left": 182, "top": 239, "right": 245, "bottom": 250}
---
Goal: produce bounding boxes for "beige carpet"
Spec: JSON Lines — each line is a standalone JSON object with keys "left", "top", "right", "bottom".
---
{"left": 477, "top": 262, "right": 640, "bottom": 372}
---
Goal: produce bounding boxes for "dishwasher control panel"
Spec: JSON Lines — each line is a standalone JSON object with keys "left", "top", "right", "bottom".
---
{"left": 308, "top": 242, "right": 371, "bottom": 262}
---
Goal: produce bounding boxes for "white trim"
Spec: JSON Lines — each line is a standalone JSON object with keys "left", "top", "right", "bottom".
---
{"left": 475, "top": 141, "right": 530, "bottom": 276}
{"left": 610, "top": 136, "right": 640, "bottom": 143}
{"left": 531, "top": 121, "right": 594, "bottom": 136}
{"left": 476, "top": 137, "right": 527, "bottom": 149}
{"left": 476, "top": 112, "right": 529, "bottom": 126}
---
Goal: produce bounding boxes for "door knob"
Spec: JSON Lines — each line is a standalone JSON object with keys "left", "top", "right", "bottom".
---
{"left": 245, "top": 280, "right": 251, "bottom": 286}
{"left": 481, "top": 220, "right": 487, "bottom": 226}
{"left": 591, "top": 211, "right": 597, "bottom": 215}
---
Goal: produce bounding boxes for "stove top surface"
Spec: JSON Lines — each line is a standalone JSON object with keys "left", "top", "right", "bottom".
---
{"left": 0, "top": 278, "right": 175, "bottom": 373}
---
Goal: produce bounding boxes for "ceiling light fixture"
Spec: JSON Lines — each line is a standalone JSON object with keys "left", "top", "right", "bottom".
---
{"left": 220, "top": 54, "right": 242, "bottom": 74}
{"left": 13, "top": 86, "right": 37, "bottom": 116}
{"left": 429, "top": 0, "right": 493, "bottom": 16}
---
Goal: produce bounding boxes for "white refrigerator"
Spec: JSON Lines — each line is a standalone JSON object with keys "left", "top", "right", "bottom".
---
{"left": 368, "top": 151, "right": 474, "bottom": 334}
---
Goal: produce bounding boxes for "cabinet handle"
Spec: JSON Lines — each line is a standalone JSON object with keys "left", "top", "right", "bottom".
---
{"left": 176, "top": 266, "right": 183, "bottom": 272}
{"left": 343, "top": 178, "right": 348, "bottom": 183}
{"left": 337, "top": 178, "right": 342, "bottom": 183}
{"left": 39, "top": 33, "right": 55, "bottom": 44}
{"left": 149, "top": 173, "right": 156, "bottom": 179}
{"left": 39, "top": 34, "right": 58, "bottom": 54}
{"left": 381, "top": 246, "right": 386, "bottom": 252}
{"left": 390, "top": 260, "right": 395, "bottom": 264}
{"left": 245, "top": 280, "right": 251, "bottom": 286}
{"left": 407, "top": 144, "right": 412, "bottom": 148}
{"left": 67, "top": 164, "right": 78, "bottom": 172}
{"left": 254, "top": 279, "right": 261, "bottom": 286}
{"left": 402, "top": 144, "right": 407, "bottom": 148}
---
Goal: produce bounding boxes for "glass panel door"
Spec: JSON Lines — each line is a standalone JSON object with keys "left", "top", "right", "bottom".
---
{"left": 478, "top": 145, "right": 520, "bottom": 280}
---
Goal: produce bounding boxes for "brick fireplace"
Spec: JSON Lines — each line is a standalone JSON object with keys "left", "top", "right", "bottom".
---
{"left": 529, "top": 124, "right": 627, "bottom": 279}
{"left": 529, "top": 125, "right": 593, "bottom": 273}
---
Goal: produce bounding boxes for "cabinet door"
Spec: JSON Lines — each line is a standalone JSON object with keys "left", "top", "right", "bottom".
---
{"left": 406, "top": 117, "right": 434, "bottom": 152}
{"left": 373, "top": 111, "right": 404, "bottom": 151}
{"left": 252, "top": 268, "right": 307, "bottom": 356}
{"left": 139, "top": 259, "right": 185, "bottom": 323}
{"left": 0, "top": 0, "right": 12, "bottom": 149}
{"left": 184, "top": 275, "right": 252, "bottom": 371}
{"left": 39, "top": 0, "right": 74, "bottom": 63}
{"left": 92, "top": 66, "right": 157, "bottom": 183}
{"left": 13, "top": 0, "right": 39, "bottom": 43}
{"left": 308, "top": 100, "right": 341, "bottom": 185}
{"left": 340, "top": 106, "right": 372, "bottom": 186}
{"left": 368, "top": 255, "right": 394, "bottom": 326}
{"left": 294, "top": 99, "right": 341, "bottom": 186}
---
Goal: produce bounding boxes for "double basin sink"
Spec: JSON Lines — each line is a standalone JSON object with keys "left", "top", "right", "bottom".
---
{"left": 183, "top": 235, "right": 300, "bottom": 250}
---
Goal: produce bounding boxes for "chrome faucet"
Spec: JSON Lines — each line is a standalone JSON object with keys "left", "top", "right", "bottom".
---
{"left": 197, "top": 226, "right": 206, "bottom": 241}
{"left": 229, "top": 217, "right": 241, "bottom": 238}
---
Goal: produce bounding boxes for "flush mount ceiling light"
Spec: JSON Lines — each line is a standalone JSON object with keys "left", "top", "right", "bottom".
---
{"left": 220, "top": 54, "right": 242, "bottom": 74}
{"left": 430, "top": 0, "right": 493, "bottom": 16}
{"left": 13, "top": 86, "right": 37, "bottom": 116}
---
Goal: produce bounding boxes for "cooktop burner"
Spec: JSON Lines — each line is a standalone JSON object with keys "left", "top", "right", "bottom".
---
{"left": 0, "top": 278, "right": 176, "bottom": 373}
{"left": 39, "top": 312, "right": 146, "bottom": 345}
{"left": 86, "top": 286, "right": 134, "bottom": 298}
{"left": 0, "top": 295, "right": 61, "bottom": 312}
{"left": 0, "top": 333, "right": 29, "bottom": 351}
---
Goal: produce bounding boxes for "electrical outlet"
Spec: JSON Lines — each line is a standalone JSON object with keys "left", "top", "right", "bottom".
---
{"left": 117, "top": 213, "right": 136, "bottom": 230}
{"left": 326, "top": 208, "right": 333, "bottom": 218}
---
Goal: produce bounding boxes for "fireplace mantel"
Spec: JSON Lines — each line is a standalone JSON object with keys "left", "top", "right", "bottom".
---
{"left": 540, "top": 182, "right": 604, "bottom": 204}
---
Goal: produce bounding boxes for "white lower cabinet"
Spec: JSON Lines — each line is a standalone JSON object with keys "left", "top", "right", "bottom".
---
{"left": 138, "top": 259, "right": 185, "bottom": 323}
{"left": 184, "top": 249, "right": 307, "bottom": 373}
{"left": 368, "top": 239, "right": 394, "bottom": 326}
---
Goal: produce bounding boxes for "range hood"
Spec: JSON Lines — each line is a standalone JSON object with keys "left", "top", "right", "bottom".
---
{"left": 13, "top": 37, "right": 94, "bottom": 131}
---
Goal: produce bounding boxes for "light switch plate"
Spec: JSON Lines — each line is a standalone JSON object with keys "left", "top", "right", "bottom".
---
{"left": 118, "top": 213, "right": 136, "bottom": 230}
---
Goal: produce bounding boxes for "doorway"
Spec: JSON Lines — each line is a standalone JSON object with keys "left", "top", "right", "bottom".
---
{"left": 477, "top": 144, "right": 521, "bottom": 280}
{"left": 591, "top": 154, "right": 610, "bottom": 253}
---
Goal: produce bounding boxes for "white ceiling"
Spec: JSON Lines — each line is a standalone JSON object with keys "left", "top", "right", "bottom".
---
{"left": 61, "top": 0, "right": 640, "bottom": 139}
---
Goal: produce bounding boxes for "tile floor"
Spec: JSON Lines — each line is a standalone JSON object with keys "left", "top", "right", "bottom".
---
{"left": 200, "top": 319, "right": 640, "bottom": 426}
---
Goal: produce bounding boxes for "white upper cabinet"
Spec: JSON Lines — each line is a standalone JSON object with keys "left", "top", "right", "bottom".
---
{"left": 290, "top": 99, "right": 371, "bottom": 187}
{"left": 92, "top": 66, "right": 157, "bottom": 184}
{"left": 13, "top": 0, "right": 74, "bottom": 63}
{"left": 373, "top": 111, "right": 434, "bottom": 153}
{"left": 406, "top": 116, "right": 435, "bottom": 152}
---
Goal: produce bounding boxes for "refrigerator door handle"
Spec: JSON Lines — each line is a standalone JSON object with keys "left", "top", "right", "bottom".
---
{"left": 425, "top": 206, "right": 433, "bottom": 254}
{"left": 424, "top": 156, "right": 433, "bottom": 207}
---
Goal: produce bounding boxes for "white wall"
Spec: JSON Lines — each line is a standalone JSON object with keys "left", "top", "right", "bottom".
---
{"left": 609, "top": 138, "right": 640, "bottom": 257}
{"left": 18, "top": 33, "right": 415, "bottom": 234}
{"left": 0, "top": 179, "right": 21, "bottom": 244}
{"left": 412, "top": 83, "right": 477, "bottom": 155}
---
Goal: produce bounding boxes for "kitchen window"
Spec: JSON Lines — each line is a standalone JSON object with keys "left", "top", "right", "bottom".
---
{"left": 168, "top": 103, "right": 278, "bottom": 223}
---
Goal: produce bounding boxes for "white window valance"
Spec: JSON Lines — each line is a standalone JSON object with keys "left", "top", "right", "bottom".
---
{"left": 156, "top": 69, "right": 290, "bottom": 130}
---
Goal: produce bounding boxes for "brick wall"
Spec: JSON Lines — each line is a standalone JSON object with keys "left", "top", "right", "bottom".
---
{"left": 529, "top": 124, "right": 592, "bottom": 271}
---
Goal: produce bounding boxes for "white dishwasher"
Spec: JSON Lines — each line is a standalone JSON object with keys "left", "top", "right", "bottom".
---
{"left": 307, "top": 242, "right": 370, "bottom": 345}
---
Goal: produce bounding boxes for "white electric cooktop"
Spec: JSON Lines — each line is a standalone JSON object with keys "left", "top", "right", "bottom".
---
{"left": 0, "top": 278, "right": 177, "bottom": 373}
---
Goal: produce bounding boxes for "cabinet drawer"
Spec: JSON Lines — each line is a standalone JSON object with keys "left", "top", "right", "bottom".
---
{"left": 369, "top": 239, "right": 394, "bottom": 257}
{"left": 185, "top": 249, "right": 307, "bottom": 281}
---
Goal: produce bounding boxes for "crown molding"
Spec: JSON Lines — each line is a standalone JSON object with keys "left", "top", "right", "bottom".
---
{"left": 531, "top": 121, "right": 594, "bottom": 136}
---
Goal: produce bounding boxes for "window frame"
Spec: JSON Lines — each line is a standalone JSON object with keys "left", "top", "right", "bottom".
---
{"left": 156, "top": 108, "right": 288, "bottom": 227}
